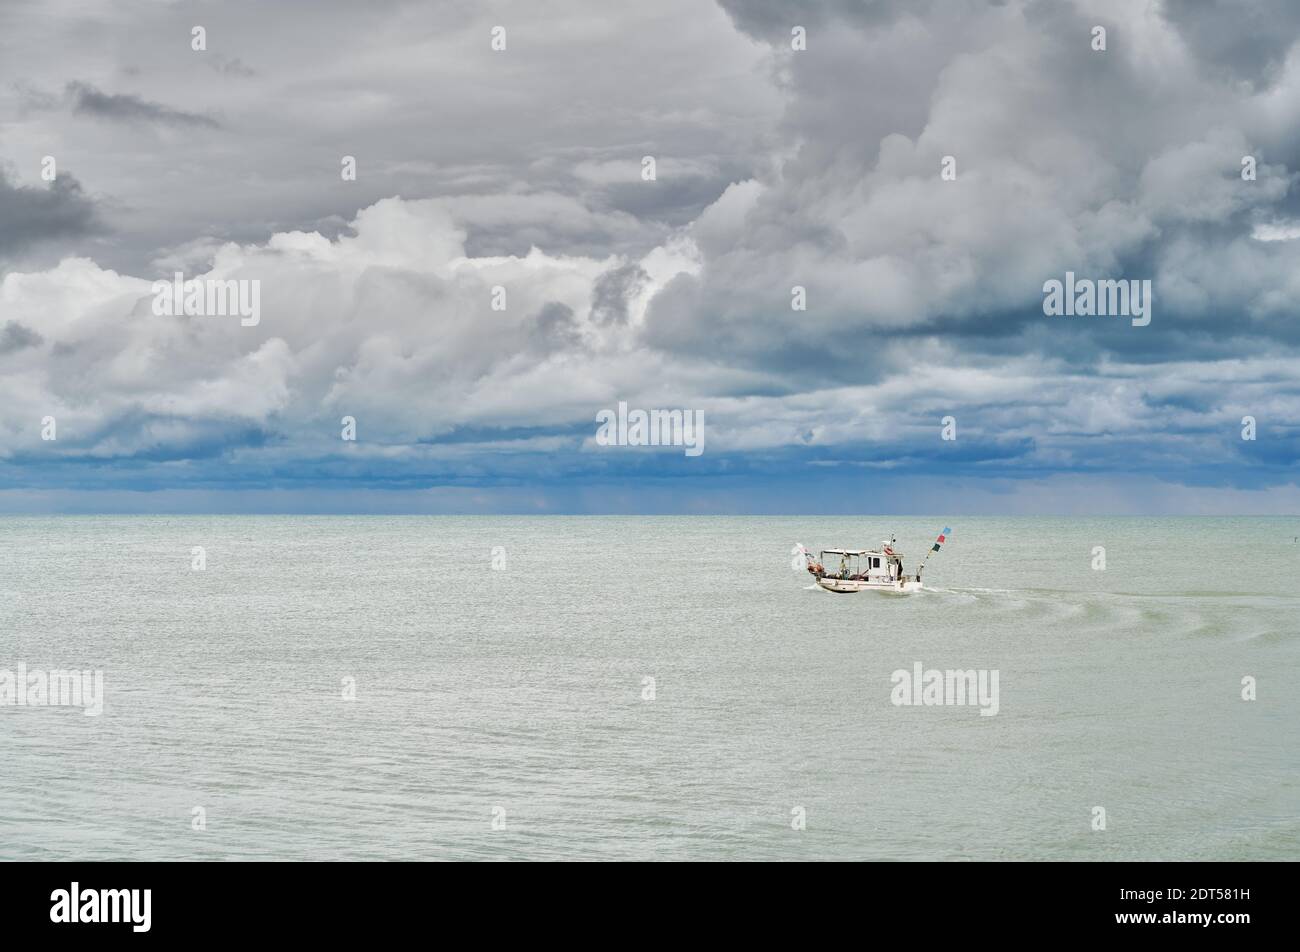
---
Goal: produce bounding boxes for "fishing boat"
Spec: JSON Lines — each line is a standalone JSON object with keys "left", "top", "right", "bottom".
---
{"left": 797, "top": 529, "right": 949, "bottom": 594}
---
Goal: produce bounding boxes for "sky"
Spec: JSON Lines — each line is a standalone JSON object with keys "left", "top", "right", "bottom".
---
{"left": 1, "top": 0, "right": 1298, "bottom": 514}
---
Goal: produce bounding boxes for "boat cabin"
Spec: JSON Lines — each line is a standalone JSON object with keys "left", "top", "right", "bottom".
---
{"left": 815, "top": 547, "right": 906, "bottom": 582}
{"left": 800, "top": 534, "right": 927, "bottom": 594}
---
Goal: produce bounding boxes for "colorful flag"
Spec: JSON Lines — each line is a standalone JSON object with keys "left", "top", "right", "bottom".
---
{"left": 924, "top": 527, "right": 951, "bottom": 561}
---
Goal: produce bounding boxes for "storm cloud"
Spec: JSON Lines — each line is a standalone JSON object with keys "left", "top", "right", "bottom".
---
{"left": 0, "top": 0, "right": 1298, "bottom": 511}
{"left": 65, "top": 81, "right": 221, "bottom": 128}
{"left": 0, "top": 168, "right": 99, "bottom": 255}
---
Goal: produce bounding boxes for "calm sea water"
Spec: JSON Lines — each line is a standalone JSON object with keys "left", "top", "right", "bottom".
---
{"left": 1, "top": 516, "right": 1296, "bottom": 861}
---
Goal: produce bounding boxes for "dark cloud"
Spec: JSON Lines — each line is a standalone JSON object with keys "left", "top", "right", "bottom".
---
{"left": 595, "top": 164, "right": 756, "bottom": 226}
{"left": 0, "top": 321, "right": 43, "bottom": 353}
{"left": 65, "top": 81, "right": 220, "bottom": 128}
{"left": 1162, "top": 0, "right": 1300, "bottom": 88}
{"left": 717, "top": 0, "right": 956, "bottom": 40}
{"left": 530, "top": 302, "right": 583, "bottom": 352}
{"left": 590, "top": 264, "right": 649, "bottom": 326}
{"left": 0, "top": 168, "right": 99, "bottom": 255}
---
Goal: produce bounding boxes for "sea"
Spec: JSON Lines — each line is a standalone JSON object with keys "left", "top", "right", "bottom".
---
{"left": 1, "top": 515, "right": 1296, "bottom": 861}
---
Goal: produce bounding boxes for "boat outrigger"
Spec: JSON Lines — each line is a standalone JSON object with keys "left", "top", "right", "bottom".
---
{"left": 797, "top": 529, "right": 949, "bottom": 594}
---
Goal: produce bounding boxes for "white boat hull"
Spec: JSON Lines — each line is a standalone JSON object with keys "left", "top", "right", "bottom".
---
{"left": 816, "top": 577, "right": 922, "bottom": 594}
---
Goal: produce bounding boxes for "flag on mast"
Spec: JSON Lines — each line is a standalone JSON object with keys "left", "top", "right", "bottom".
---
{"left": 926, "top": 527, "right": 951, "bottom": 557}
